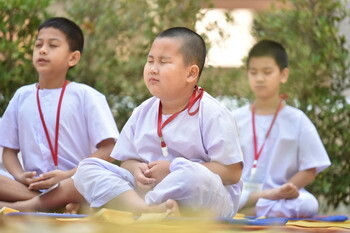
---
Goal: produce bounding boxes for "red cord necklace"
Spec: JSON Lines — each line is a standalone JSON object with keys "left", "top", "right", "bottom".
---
{"left": 157, "top": 86, "right": 204, "bottom": 157}
{"left": 251, "top": 99, "right": 283, "bottom": 171}
{"left": 36, "top": 80, "right": 68, "bottom": 169}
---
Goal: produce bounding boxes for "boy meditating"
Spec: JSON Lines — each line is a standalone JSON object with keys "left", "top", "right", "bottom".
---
{"left": 74, "top": 27, "right": 244, "bottom": 217}
{"left": 233, "top": 40, "right": 331, "bottom": 218}
{"left": 0, "top": 17, "right": 119, "bottom": 209}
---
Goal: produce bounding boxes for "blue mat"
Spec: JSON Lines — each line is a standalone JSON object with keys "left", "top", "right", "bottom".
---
{"left": 287, "top": 215, "right": 349, "bottom": 222}
{"left": 218, "top": 216, "right": 288, "bottom": 226}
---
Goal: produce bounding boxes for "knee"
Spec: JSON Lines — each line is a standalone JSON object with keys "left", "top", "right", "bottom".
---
{"left": 75, "top": 158, "right": 103, "bottom": 180}
{"left": 296, "top": 193, "right": 319, "bottom": 217}
{"left": 170, "top": 158, "right": 219, "bottom": 192}
{"left": 77, "top": 157, "right": 104, "bottom": 169}
{"left": 258, "top": 193, "right": 319, "bottom": 218}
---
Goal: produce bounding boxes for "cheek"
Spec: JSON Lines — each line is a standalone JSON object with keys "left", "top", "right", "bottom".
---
{"left": 143, "top": 63, "right": 150, "bottom": 74}
{"left": 143, "top": 66, "right": 148, "bottom": 79}
{"left": 248, "top": 77, "right": 255, "bottom": 86}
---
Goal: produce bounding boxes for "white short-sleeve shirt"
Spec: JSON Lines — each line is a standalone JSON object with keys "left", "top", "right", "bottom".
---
{"left": 111, "top": 92, "right": 243, "bottom": 166}
{"left": 0, "top": 82, "right": 119, "bottom": 175}
{"left": 233, "top": 104, "right": 331, "bottom": 189}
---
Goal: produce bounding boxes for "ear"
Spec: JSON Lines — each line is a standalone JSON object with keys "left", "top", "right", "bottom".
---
{"left": 186, "top": 64, "right": 199, "bottom": 84}
{"left": 280, "top": 67, "right": 289, "bottom": 84}
{"left": 68, "top": 51, "right": 81, "bottom": 68}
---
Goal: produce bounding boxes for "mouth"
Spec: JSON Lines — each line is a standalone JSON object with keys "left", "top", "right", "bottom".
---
{"left": 148, "top": 77, "right": 159, "bottom": 83}
{"left": 255, "top": 85, "right": 265, "bottom": 89}
{"left": 37, "top": 58, "right": 49, "bottom": 64}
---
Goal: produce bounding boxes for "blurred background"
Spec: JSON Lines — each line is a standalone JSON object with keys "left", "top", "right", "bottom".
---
{"left": 0, "top": 0, "right": 349, "bottom": 214}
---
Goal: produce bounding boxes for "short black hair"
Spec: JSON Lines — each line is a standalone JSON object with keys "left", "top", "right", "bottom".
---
{"left": 38, "top": 17, "right": 84, "bottom": 53}
{"left": 247, "top": 39, "right": 288, "bottom": 70}
{"left": 156, "top": 27, "right": 206, "bottom": 78}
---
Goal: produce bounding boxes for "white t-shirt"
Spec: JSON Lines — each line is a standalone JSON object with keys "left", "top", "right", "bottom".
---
{"left": 111, "top": 92, "right": 243, "bottom": 167}
{"left": 233, "top": 104, "right": 331, "bottom": 189}
{"left": 0, "top": 82, "right": 119, "bottom": 175}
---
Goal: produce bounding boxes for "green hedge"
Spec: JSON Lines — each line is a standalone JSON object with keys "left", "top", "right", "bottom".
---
{"left": 0, "top": 0, "right": 51, "bottom": 113}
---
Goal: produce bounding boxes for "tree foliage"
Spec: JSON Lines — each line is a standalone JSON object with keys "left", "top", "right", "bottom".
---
{"left": 59, "top": 0, "right": 229, "bottom": 128}
{"left": 251, "top": 0, "right": 350, "bottom": 208}
{"left": 0, "top": 0, "right": 51, "bottom": 114}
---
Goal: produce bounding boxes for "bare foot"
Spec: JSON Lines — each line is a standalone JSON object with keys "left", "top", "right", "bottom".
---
{"left": 144, "top": 199, "right": 181, "bottom": 217}
{"left": 263, "top": 183, "right": 299, "bottom": 200}
{"left": 0, "top": 200, "right": 31, "bottom": 212}
{"left": 65, "top": 203, "right": 80, "bottom": 214}
{"left": 165, "top": 199, "right": 180, "bottom": 217}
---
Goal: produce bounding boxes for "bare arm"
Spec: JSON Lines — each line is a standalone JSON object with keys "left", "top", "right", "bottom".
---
{"left": 2, "top": 147, "right": 36, "bottom": 185}
{"left": 121, "top": 159, "right": 144, "bottom": 173}
{"left": 29, "top": 138, "right": 116, "bottom": 190}
{"left": 89, "top": 138, "right": 116, "bottom": 162}
{"left": 3, "top": 147, "right": 22, "bottom": 178}
{"left": 202, "top": 161, "right": 243, "bottom": 185}
{"left": 39, "top": 138, "right": 116, "bottom": 180}
{"left": 287, "top": 168, "right": 316, "bottom": 189}
{"left": 67, "top": 137, "right": 117, "bottom": 175}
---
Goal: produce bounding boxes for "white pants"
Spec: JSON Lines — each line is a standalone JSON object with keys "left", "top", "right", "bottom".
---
{"left": 74, "top": 157, "right": 242, "bottom": 218}
{"left": 239, "top": 188, "right": 318, "bottom": 218}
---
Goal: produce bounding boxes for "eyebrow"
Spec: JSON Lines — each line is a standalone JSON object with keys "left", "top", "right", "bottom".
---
{"left": 35, "top": 38, "right": 61, "bottom": 42}
{"left": 160, "top": 56, "right": 171, "bottom": 60}
{"left": 147, "top": 55, "right": 171, "bottom": 60}
{"left": 248, "top": 66, "right": 273, "bottom": 70}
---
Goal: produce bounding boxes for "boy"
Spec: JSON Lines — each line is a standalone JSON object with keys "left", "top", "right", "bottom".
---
{"left": 233, "top": 40, "right": 331, "bottom": 218}
{"left": 73, "top": 27, "right": 243, "bottom": 217}
{"left": 0, "top": 17, "right": 119, "bottom": 208}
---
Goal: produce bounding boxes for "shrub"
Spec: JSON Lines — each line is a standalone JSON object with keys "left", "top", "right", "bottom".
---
{"left": 0, "top": 0, "right": 51, "bottom": 114}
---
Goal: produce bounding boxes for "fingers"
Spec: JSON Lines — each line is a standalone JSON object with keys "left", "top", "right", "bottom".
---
{"left": 25, "top": 171, "right": 37, "bottom": 178}
{"left": 22, "top": 171, "right": 37, "bottom": 181}
{"left": 28, "top": 182, "right": 49, "bottom": 190}
{"left": 19, "top": 171, "right": 38, "bottom": 185}
{"left": 139, "top": 163, "right": 152, "bottom": 177}
{"left": 143, "top": 168, "right": 151, "bottom": 177}
{"left": 281, "top": 183, "right": 299, "bottom": 199}
{"left": 28, "top": 178, "right": 57, "bottom": 190}
{"left": 135, "top": 163, "right": 152, "bottom": 179}
{"left": 136, "top": 172, "right": 156, "bottom": 185}
{"left": 27, "top": 171, "right": 53, "bottom": 184}
{"left": 147, "top": 161, "right": 157, "bottom": 168}
{"left": 134, "top": 164, "right": 156, "bottom": 193}
{"left": 148, "top": 165, "right": 158, "bottom": 173}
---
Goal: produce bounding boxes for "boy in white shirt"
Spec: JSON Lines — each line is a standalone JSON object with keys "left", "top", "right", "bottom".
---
{"left": 0, "top": 17, "right": 119, "bottom": 210}
{"left": 233, "top": 40, "right": 331, "bottom": 218}
{"left": 74, "top": 27, "right": 244, "bottom": 217}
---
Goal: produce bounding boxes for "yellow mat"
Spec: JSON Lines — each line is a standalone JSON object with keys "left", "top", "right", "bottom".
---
{"left": 1, "top": 207, "right": 349, "bottom": 233}
{"left": 287, "top": 219, "right": 350, "bottom": 230}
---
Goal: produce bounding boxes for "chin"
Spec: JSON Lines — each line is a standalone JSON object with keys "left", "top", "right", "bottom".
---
{"left": 146, "top": 86, "right": 159, "bottom": 97}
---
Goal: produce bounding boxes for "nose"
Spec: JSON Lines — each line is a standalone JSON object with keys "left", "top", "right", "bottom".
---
{"left": 256, "top": 73, "right": 264, "bottom": 82}
{"left": 39, "top": 45, "right": 47, "bottom": 55}
{"left": 149, "top": 64, "right": 158, "bottom": 75}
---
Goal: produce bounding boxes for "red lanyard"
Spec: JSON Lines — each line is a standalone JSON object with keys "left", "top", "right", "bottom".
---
{"left": 251, "top": 99, "right": 282, "bottom": 168}
{"left": 157, "top": 86, "right": 204, "bottom": 157}
{"left": 36, "top": 80, "right": 68, "bottom": 168}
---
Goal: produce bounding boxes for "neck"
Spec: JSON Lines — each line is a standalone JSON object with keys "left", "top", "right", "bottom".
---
{"left": 38, "top": 76, "right": 67, "bottom": 89}
{"left": 161, "top": 88, "right": 194, "bottom": 115}
{"left": 253, "top": 95, "right": 282, "bottom": 115}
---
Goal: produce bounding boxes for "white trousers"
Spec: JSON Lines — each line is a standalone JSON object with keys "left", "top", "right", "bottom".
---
{"left": 74, "top": 157, "right": 241, "bottom": 218}
{"left": 239, "top": 188, "right": 319, "bottom": 218}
